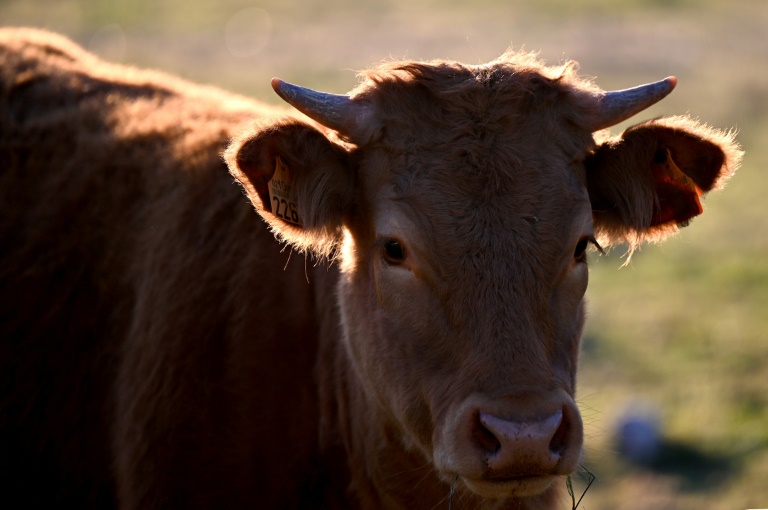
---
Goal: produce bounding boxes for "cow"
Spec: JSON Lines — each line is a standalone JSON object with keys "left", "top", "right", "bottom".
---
{"left": 0, "top": 27, "right": 741, "bottom": 509}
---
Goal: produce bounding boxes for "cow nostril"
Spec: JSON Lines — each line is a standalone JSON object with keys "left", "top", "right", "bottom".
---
{"left": 472, "top": 413, "right": 501, "bottom": 454}
{"left": 548, "top": 407, "right": 570, "bottom": 456}
{"left": 455, "top": 402, "right": 583, "bottom": 479}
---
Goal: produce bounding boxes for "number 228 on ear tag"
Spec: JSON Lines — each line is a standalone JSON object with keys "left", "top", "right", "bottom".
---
{"left": 267, "top": 156, "right": 301, "bottom": 226}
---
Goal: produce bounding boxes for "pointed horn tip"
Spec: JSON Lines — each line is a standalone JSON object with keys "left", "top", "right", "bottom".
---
{"left": 271, "top": 77, "right": 287, "bottom": 96}
{"left": 665, "top": 76, "right": 678, "bottom": 91}
{"left": 271, "top": 77, "right": 303, "bottom": 104}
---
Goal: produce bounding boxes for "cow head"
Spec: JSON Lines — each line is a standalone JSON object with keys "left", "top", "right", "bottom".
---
{"left": 225, "top": 52, "right": 741, "bottom": 506}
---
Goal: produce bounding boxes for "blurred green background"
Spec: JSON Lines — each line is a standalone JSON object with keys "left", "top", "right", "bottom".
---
{"left": 2, "top": 0, "right": 766, "bottom": 508}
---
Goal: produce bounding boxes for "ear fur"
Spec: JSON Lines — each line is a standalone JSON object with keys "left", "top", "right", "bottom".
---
{"left": 587, "top": 115, "right": 742, "bottom": 250}
{"left": 224, "top": 118, "right": 355, "bottom": 258}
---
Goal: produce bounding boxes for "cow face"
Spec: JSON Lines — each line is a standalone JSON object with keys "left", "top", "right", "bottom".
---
{"left": 336, "top": 114, "right": 593, "bottom": 499}
{"left": 226, "top": 53, "right": 740, "bottom": 504}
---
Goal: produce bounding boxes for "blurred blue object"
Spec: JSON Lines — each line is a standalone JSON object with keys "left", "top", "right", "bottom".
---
{"left": 615, "top": 403, "right": 661, "bottom": 465}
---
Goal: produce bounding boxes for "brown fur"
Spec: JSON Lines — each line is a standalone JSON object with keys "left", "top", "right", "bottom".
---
{"left": 1, "top": 27, "right": 741, "bottom": 509}
{"left": 0, "top": 27, "right": 337, "bottom": 509}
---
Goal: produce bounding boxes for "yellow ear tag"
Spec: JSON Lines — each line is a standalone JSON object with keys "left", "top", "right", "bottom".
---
{"left": 267, "top": 156, "right": 301, "bottom": 226}
{"left": 652, "top": 149, "right": 704, "bottom": 223}
{"left": 664, "top": 156, "right": 700, "bottom": 193}
{"left": 655, "top": 151, "right": 703, "bottom": 195}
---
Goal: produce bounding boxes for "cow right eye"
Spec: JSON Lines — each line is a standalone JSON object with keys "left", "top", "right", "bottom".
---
{"left": 574, "top": 238, "right": 590, "bottom": 261}
{"left": 574, "top": 235, "right": 603, "bottom": 263}
{"left": 383, "top": 239, "right": 406, "bottom": 264}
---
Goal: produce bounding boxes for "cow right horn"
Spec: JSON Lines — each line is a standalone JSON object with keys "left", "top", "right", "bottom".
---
{"left": 589, "top": 76, "right": 677, "bottom": 131}
{"left": 271, "top": 78, "right": 367, "bottom": 138}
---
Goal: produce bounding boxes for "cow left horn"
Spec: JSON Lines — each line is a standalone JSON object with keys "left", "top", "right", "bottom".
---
{"left": 271, "top": 78, "right": 366, "bottom": 138}
{"left": 589, "top": 76, "right": 677, "bottom": 131}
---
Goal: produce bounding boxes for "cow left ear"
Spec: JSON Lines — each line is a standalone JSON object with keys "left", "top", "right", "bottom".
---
{"left": 225, "top": 117, "right": 356, "bottom": 258}
{"left": 586, "top": 115, "right": 742, "bottom": 248}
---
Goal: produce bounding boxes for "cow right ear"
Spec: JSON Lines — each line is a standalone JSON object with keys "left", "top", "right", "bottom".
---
{"left": 224, "top": 118, "right": 356, "bottom": 258}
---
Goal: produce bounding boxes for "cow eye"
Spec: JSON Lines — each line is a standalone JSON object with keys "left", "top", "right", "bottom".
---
{"left": 574, "top": 238, "right": 589, "bottom": 261}
{"left": 383, "top": 239, "right": 406, "bottom": 264}
{"left": 574, "top": 236, "right": 602, "bottom": 263}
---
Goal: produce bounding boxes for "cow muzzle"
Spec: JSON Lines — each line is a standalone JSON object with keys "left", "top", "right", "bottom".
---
{"left": 433, "top": 391, "right": 583, "bottom": 499}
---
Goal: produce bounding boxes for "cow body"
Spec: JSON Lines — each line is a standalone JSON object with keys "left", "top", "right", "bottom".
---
{"left": 0, "top": 28, "right": 741, "bottom": 509}
{"left": 0, "top": 28, "right": 338, "bottom": 508}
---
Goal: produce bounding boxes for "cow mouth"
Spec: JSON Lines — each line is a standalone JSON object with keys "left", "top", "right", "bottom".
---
{"left": 458, "top": 473, "right": 557, "bottom": 499}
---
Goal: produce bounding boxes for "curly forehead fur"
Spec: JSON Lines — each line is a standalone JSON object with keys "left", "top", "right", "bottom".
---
{"left": 350, "top": 51, "right": 601, "bottom": 151}
{"left": 342, "top": 51, "right": 600, "bottom": 212}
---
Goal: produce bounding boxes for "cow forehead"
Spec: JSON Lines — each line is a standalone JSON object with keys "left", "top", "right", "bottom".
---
{"left": 356, "top": 60, "right": 597, "bottom": 218}
{"left": 351, "top": 53, "right": 599, "bottom": 157}
{"left": 367, "top": 121, "right": 593, "bottom": 262}
{"left": 355, "top": 56, "right": 598, "bottom": 289}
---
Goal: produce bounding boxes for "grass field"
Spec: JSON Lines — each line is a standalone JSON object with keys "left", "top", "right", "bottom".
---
{"left": 2, "top": 0, "right": 766, "bottom": 508}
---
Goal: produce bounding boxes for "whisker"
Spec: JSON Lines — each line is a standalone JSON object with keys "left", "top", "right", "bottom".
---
{"left": 428, "top": 483, "right": 454, "bottom": 510}
{"left": 412, "top": 469, "right": 435, "bottom": 490}
{"left": 384, "top": 460, "right": 431, "bottom": 481}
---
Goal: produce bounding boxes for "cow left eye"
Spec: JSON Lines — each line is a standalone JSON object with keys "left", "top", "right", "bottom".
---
{"left": 383, "top": 239, "right": 407, "bottom": 264}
